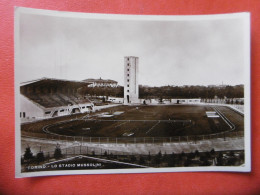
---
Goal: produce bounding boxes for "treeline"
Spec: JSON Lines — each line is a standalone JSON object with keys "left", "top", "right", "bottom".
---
{"left": 140, "top": 85, "right": 244, "bottom": 99}
{"left": 78, "top": 85, "right": 244, "bottom": 99}
{"left": 22, "top": 144, "right": 63, "bottom": 165}
{"left": 79, "top": 86, "right": 124, "bottom": 97}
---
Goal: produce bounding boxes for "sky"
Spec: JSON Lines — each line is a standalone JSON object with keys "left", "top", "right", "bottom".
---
{"left": 17, "top": 10, "right": 249, "bottom": 87}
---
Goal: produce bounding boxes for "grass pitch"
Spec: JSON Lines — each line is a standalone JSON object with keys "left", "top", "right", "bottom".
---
{"left": 45, "top": 105, "right": 238, "bottom": 137}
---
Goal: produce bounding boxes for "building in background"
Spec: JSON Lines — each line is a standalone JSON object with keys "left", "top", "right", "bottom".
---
{"left": 83, "top": 78, "right": 118, "bottom": 87}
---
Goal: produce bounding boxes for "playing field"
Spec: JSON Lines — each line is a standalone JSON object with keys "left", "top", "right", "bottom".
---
{"left": 45, "top": 105, "right": 240, "bottom": 137}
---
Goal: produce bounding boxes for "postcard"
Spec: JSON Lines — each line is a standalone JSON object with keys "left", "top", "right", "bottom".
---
{"left": 15, "top": 7, "right": 251, "bottom": 177}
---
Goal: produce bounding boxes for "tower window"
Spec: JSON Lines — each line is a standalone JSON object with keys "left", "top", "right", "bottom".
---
{"left": 127, "top": 79, "right": 129, "bottom": 82}
{"left": 127, "top": 69, "right": 129, "bottom": 71}
{"left": 127, "top": 63, "right": 130, "bottom": 66}
{"left": 127, "top": 74, "right": 129, "bottom": 76}
{"left": 127, "top": 90, "right": 129, "bottom": 92}
{"left": 127, "top": 85, "right": 129, "bottom": 87}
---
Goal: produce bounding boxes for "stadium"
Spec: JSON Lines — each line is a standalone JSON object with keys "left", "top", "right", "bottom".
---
{"left": 20, "top": 56, "right": 245, "bottom": 171}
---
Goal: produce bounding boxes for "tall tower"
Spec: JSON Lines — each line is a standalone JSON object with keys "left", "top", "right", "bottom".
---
{"left": 124, "top": 56, "right": 139, "bottom": 104}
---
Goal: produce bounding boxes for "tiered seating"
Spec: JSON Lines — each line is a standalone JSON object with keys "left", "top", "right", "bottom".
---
{"left": 28, "top": 94, "right": 44, "bottom": 105}
{"left": 24, "top": 92, "right": 92, "bottom": 108}
{"left": 40, "top": 95, "right": 63, "bottom": 107}
{"left": 68, "top": 94, "right": 90, "bottom": 104}
{"left": 59, "top": 93, "right": 78, "bottom": 105}
{"left": 51, "top": 94, "right": 69, "bottom": 106}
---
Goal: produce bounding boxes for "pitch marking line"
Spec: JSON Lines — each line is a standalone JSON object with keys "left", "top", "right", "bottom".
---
{"left": 145, "top": 121, "right": 160, "bottom": 135}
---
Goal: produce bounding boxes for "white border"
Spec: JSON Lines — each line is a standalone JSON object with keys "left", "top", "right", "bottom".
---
{"left": 15, "top": 7, "right": 251, "bottom": 178}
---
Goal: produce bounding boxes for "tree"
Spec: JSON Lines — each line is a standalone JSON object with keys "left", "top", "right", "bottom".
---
{"left": 229, "top": 151, "right": 235, "bottom": 157}
{"left": 194, "top": 150, "right": 200, "bottom": 158}
{"left": 54, "top": 144, "right": 62, "bottom": 159}
{"left": 158, "top": 151, "right": 162, "bottom": 159}
{"left": 148, "top": 152, "right": 151, "bottom": 161}
{"left": 239, "top": 152, "right": 244, "bottom": 161}
{"left": 227, "top": 157, "right": 237, "bottom": 166}
{"left": 210, "top": 148, "right": 216, "bottom": 156}
{"left": 154, "top": 154, "right": 161, "bottom": 165}
{"left": 130, "top": 156, "right": 137, "bottom": 163}
{"left": 139, "top": 156, "right": 145, "bottom": 165}
{"left": 184, "top": 159, "right": 193, "bottom": 167}
{"left": 201, "top": 158, "right": 211, "bottom": 166}
{"left": 24, "top": 145, "right": 33, "bottom": 161}
{"left": 154, "top": 151, "right": 163, "bottom": 165}
{"left": 168, "top": 152, "right": 176, "bottom": 167}
{"left": 188, "top": 152, "right": 195, "bottom": 160}
{"left": 205, "top": 151, "right": 211, "bottom": 158}
{"left": 46, "top": 152, "right": 50, "bottom": 162}
{"left": 163, "top": 152, "right": 168, "bottom": 161}
{"left": 36, "top": 151, "right": 45, "bottom": 164}
{"left": 180, "top": 151, "right": 186, "bottom": 160}
{"left": 216, "top": 152, "right": 224, "bottom": 166}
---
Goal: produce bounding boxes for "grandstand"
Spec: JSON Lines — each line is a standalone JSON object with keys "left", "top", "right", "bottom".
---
{"left": 83, "top": 78, "right": 118, "bottom": 88}
{"left": 20, "top": 78, "right": 94, "bottom": 122}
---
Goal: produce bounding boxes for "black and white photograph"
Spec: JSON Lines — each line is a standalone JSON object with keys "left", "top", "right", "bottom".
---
{"left": 15, "top": 7, "right": 251, "bottom": 177}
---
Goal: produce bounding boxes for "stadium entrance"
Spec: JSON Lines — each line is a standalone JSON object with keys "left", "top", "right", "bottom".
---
{"left": 71, "top": 108, "right": 80, "bottom": 114}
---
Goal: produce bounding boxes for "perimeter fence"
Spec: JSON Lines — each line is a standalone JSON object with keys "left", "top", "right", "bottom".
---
{"left": 22, "top": 130, "right": 244, "bottom": 145}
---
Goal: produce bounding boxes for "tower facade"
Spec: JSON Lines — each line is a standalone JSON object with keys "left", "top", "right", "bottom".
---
{"left": 124, "top": 56, "right": 139, "bottom": 104}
